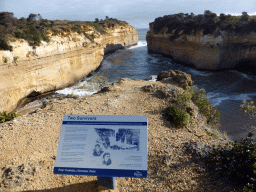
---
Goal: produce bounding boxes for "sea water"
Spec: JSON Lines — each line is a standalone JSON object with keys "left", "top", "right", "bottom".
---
{"left": 57, "top": 28, "right": 256, "bottom": 141}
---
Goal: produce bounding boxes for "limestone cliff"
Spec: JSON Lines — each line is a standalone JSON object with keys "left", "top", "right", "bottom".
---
{"left": 0, "top": 23, "right": 138, "bottom": 112}
{"left": 147, "top": 13, "right": 256, "bottom": 74}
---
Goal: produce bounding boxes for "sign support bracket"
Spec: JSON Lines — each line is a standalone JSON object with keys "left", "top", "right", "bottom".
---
{"left": 97, "top": 176, "right": 116, "bottom": 189}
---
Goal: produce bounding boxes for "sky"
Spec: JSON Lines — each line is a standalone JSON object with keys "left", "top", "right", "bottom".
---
{"left": 1, "top": 0, "right": 256, "bottom": 29}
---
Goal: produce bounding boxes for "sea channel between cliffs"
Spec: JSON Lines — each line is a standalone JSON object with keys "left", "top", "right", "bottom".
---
{"left": 0, "top": 15, "right": 254, "bottom": 191}
{"left": 20, "top": 28, "right": 255, "bottom": 142}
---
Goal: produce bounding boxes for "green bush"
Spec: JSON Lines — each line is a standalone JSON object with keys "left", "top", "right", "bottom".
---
{"left": 71, "top": 25, "right": 82, "bottom": 34}
{"left": 14, "top": 25, "right": 41, "bottom": 47}
{"left": 0, "top": 37, "right": 13, "bottom": 51}
{"left": 12, "top": 57, "right": 18, "bottom": 65}
{"left": 163, "top": 105, "right": 193, "bottom": 127}
{"left": 42, "top": 35, "right": 50, "bottom": 43}
{"left": 152, "top": 11, "right": 256, "bottom": 38}
{"left": 0, "top": 111, "right": 18, "bottom": 123}
{"left": 186, "top": 86, "right": 220, "bottom": 126}
{"left": 240, "top": 100, "right": 256, "bottom": 119}
{"left": 208, "top": 132, "right": 256, "bottom": 191}
{"left": 163, "top": 86, "right": 220, "bottom": 128}
{"left": 173, "top": 89, "right": 192, "bottom": 110}
{"left": 51, "top": 29, "right": 58, "bottom": 36}
{"left": 87, "top": 22, "right": 106, "bottom": 34}
{"left": 83, "top": 32, "right": 94, "bottom": 42}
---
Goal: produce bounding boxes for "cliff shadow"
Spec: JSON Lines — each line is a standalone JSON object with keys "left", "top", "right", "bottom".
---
{"left": 104, "top": 43, "right": 125, "bottom": 54}
{"left": 234, "top": 58, "right": 256, "bottom": 77}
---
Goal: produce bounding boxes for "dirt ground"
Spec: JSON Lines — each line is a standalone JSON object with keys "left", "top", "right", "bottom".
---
{"left": 0, "top": 78, "right": 242, "bottom": 191}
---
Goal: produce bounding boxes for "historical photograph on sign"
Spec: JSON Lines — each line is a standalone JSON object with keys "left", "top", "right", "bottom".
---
{"left": 93, "top": 144, "right": 104, "bottom": 156}
{"left": 95, "top": 128, "right": 115, "bottom": 149}
{"left": 94, "top": 128, "right": 140, "bottom": 151}
{"left": 102, "top": 153, "right": 112, "bottom": 166}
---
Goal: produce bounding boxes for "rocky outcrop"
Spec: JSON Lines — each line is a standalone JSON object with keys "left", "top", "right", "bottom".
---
{"left": 147, "top": 22, "right": 256, "bottom": 74}
{"left": 0, "top": 23, "right": 138, "bottom": 112}
{"left": 157, "top": 70, "right": 193, "bottom": 89}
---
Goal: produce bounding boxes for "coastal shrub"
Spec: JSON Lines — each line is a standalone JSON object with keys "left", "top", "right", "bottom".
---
{"left": 14, "top": 25, "right": 41, "bottom": 47}
{"left": 173, "top": 89, "right": 192, "bottom": 110}
{"left": 83, "top": 32, "right": 94, "bottom": 42}
{"left": 163, "top": 105, "right": 193, "bottom": 127}
{"left": 71, "top": 25, "right": 82, "bottom": 34}
{"left": 0, "top": 37, "right": 13, "bottom": 51}
{"left": 152, "top": 11, "right": 256, "bottom": 38}
{"left": 87, "top": 22, "right": 106, "bottom": 34}
{"left": 12, "top": 57, "right": 18, "bottom": 65}
{"left": 0, "top": 11, "right": 126, "bottom": 49}
{"left": 0, "top": 111, "right": 18, "bottom": 123}
{"left": 42, "top": 35, "right": 50, "bottom": 43}
{"left": 164, "top": 86, "right": 220, "bottom": 128}
{"left": 204, "top": 128, "right": 217, "bottom": 137}
{"left": 51, "top": 29, "right": 58, "bottom": 36}
{"left": 240, "top": 99, "right": 256, "bottom": 119}
{"left": 207, "top": 132, "right": 256, "bottom": 191}
{"left": 186, "top": 86, "right": 220, "bottom": 126}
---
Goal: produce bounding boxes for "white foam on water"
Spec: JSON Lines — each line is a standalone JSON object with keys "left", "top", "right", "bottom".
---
{"left": 229, "top": 70, "right": 256, "bottom": 81}
{"left": 207, "top": 92, "right": 256, "bottom": 106}
{"left": 187, "top": 68, "right": 213, "bottom": 76}
{"left": 144, "top": 75, "right": 157, "bottom": 81}
{"left": 209, "top": 96, "right": 230, "bottom": 106}
{"left": 128, "top": 41, "right": 147, "bottom": 49}
{"left": 56, "top": 76, "right": 101, "bottom": 97}
{"left": 56, "top": 88, "right": 97, "bottom": 96}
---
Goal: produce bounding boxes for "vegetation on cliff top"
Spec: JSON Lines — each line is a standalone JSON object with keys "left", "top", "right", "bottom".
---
{"left": 0, "top": 12, "right": 128, "bottom": 51}
{"left": 0, "top": 111, "right": 18, "bottom": 123}
{"left": 163, "top": 86, "right": 220, "bottom": 128}
{"left": 151, "top": 10, "right": 256, "bottom": 40}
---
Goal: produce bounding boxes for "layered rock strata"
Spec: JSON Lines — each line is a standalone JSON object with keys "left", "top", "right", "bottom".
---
{"left": 147, "top": 23, "right": 256, "bottom": 73}
{"left": 0, "top": 23, "right": 138, "bottom": 112}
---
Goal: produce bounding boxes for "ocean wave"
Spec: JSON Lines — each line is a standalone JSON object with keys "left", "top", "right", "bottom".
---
{"left": 229, "top": 70, "right": 256, "bottom": 81}
{"left": 207, "top": 92, "right": 256, "bottom": 106}
{"left": 187, "top": 68, "right": 213, "bottom": 76}
{"left": 128, "top": 41, "right": 147, "bottom": 49}
{"left": 56, "top": 88, "right": 97, "bottom": 97}
{"left": 56, "top": 77, "right": 101, "bottom": 96}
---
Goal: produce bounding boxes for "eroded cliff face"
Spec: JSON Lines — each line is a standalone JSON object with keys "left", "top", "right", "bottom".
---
{"left": 0, "top": 23, "right": 138, "bottom": 112}
{"left": 147, "top": 23, "right": 256, "bottom": 72}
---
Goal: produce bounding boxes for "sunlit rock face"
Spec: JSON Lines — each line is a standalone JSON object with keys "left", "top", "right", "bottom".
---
{"left": 0, "top": 23, "right": 138, "bottom": 112}
{"left": 146, "top": 22, "right": 256, "bottom": 73}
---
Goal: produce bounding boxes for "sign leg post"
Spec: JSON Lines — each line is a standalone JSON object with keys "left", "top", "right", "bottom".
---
{"left": 97, "top": 176, "right": 116, "bottom": 189}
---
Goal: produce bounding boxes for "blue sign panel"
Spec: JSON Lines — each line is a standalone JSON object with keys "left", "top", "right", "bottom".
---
{"left": 54, "top": 115, "right": 147, "bottom": 178}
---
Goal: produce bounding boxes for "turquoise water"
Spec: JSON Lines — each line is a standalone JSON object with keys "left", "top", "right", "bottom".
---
{"left": 57, "top": 28, "right": 256, "bottom": 141}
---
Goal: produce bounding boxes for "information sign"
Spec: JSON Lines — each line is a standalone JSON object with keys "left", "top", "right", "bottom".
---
{"left": 54, "top": 115, "right": 147, "bottom": 178}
